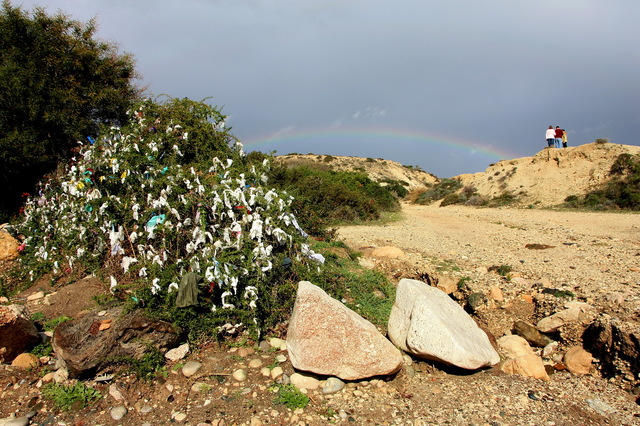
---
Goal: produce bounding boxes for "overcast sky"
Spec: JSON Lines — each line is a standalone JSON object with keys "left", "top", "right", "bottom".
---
{"left": 16, "top": 0, "right": 640, "bottom": 177}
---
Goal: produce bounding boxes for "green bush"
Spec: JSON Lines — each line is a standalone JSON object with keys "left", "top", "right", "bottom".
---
{"left": 440, "top": 193, "right": 461, "bottom": 207}
{"left": 14, "top": 97, "right": 318, "bottom": 336}
{"left": 488, "top": 191, "right": 517, "bottom": 206}
{"left": 380, "top": 178, "right": 409, "bottom": 198}
{"left": 265, "top": 163, "right": 400, "bottom": 227}
{"left": 415, "top": 178, "right": 462, "bottom": 205}
{"left": 44, "top": 316, "right": 72, "bottom": 331}
{"left": 12, "top": 96, "right": 404, "bottom": 342}
{"left": 110, "top": 346, "right": 166, "bottom": 379}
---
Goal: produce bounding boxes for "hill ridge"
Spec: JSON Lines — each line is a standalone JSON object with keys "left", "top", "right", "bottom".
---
{"left": 278, "top": 142, "right": 640, "bottom": 207}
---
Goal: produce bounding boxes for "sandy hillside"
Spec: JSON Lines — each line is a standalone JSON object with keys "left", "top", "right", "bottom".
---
{"left": 276, "top": 153, "right": 438, "bottom": 190}
{"left": 457, "top": 142, "right": 640, "bottom": 206}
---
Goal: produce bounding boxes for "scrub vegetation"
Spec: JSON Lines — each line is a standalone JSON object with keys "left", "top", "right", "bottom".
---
{"left": 4, "top": 95, "right": 400, "bottom": 343}
{"left": 563, "top": 153, "right": 640, "bottom": 210}
{"left": 1, "top": 1, "right": 402, "bottom": 345}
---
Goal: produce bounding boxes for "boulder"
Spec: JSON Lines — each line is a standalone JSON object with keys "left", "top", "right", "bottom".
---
{"left": 536, "top": 302, "right": 595, "bottom": 333}
{"left": 11, "top": 352, "right": 40, "bottom": 369}
{"left": 388, "top": 278, "right": 499, "bottom": 370}
{"left": 514, "top": 320, "right": 553, "bottom": 347}
{"left": 435, "top": 275, "right": 458, "bottom": 294}
{"left": 536, "top": 308, "right": 582, "bottom": 333}
{"left": 52, "top": 306, "right": 182, "bottom": 378}
{"left": 0, "top": 231, "right": 19, "bottom": 261}
{"left": 501, "top": 354, "right": 550, "bottom": 381}
{"left": 0, "top": 305, "right": 40, "bottom": 363}
{"left": 497, "top": 335, "right": 534, "bottom": 359}
{"left": 563, "top": 346, "right": 593, "bottom": 375}
{"left": 286, "top": 281, "right": 403, "bottom": 381}
{"left": 583, "top": 314, "right": 640, "bottom": 380}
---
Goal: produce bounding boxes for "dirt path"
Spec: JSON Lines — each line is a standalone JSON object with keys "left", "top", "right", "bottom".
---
{"left": 338, "top": 203, "right": 640, "bottom": 301}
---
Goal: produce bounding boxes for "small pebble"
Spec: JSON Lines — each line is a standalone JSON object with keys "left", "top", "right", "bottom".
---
{"left": 110, "top": 405, "right": 127, "bottom": 421}
{"left": 182, "top": 361, "right": 202, "bottom": 377}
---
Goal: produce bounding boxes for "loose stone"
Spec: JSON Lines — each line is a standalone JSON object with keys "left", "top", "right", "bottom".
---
{"left": 248, "top": 358, "right": 263, "bottom": 368}
{"left": 233, "top": 369, "right": 247, "bottom": 381}
{"left": 182, "top": 361, "right": 202, "bottom": 377}
{"left": 110, "top": 405, "right": 127, "bottom": 421}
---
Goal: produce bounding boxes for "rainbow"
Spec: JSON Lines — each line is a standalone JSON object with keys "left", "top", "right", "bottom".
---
{"left": 242, "top": 127, "right": 517, "bottom": 163}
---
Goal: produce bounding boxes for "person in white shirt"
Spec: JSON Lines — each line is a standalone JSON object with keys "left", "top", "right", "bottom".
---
{"left": 545, "top": 125, "right": 555, "bottom": 147}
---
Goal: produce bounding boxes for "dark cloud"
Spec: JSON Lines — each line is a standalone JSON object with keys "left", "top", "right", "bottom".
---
{"left": 16, "top": 0, "right": 640, "bottom": 176}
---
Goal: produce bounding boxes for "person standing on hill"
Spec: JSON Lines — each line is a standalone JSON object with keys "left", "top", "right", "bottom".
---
{"left": 562, "top": 129, "right": 568, "bottom": 148}
{"left": 554, "top": 126, "right": 563, "bottom": 148}
{"left": 545, "top": 126, "right": 555, "bottom": 147}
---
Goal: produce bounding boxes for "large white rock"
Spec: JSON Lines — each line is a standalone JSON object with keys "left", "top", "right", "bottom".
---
{"left": 388, "top": 278, "right": 499, "bottom": 370}
{"left": 286, "top": 281, "right": 403, "bottom": 380}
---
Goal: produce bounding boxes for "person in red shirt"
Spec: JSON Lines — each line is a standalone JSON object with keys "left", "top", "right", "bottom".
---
{"left": 554, "top": 126, "right": 563, "bottom": 148}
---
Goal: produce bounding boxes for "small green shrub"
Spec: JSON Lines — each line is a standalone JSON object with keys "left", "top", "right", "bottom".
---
{"left": 273, "top": 384, "right": 310, "bottom": 409}
{"left": 44, "top": 316, "right": 72, "bottom": 331}
{"left": 542, "top": 288, "right": 575, "bottom": 298}
{"left": 380, "top": 178, "right": 409, "bottom": 198}
{"left": 110, "top": 346, "right": 166, "bottom": 379}
{"left": 323, "top": 155, "right": 335, "bottom": 163}
{"left": 32, "top": 341, "right": 53, "bottom": 357}
{"left": 489, "top": 265, "right": 513, "bottom": 277}
{"left": 457, "top": 276, "right": 471, "bottom": 290}
{"left": 488, "top": 191, "right": 517, "bottom": 206}
{"left": 465, "top": 195, "right": 487, "bottom": 206}
{"left": 415, "top": 178, "right": 463, "bottom": 205}
{"left": 31, "top": 311, "right": 45, "bottom": 322}
{"left": 595, "top": 138, "right": 609, "bottom": 144}
{"left": 43, "top": 382, "right": 101, "bottom": 411}
{"left": 440, "top": 193, "right": 461, "bottom": 207}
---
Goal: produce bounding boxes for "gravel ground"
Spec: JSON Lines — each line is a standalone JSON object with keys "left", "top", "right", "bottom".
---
{"left": 335, "top": 203, "right": 640, "bottom": 425}
{"left": 1, "top": 203, "right": 639, "bottom": 425}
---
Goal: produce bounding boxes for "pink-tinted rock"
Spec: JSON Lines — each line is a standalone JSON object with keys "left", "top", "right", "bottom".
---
{"left": 487, "top": 286, "right": 504, "bottom": 302}
{"left": 497, "top": 335, "right": 534, "bottom": 359}
{"left": 287, "top": 281, "right": 403, "bottom": 380}
{"left": 0, "top": 305, "right": 40, "bottom": 363}
{"left": 436, "top": 275, "right": 458, "bottom": 294}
